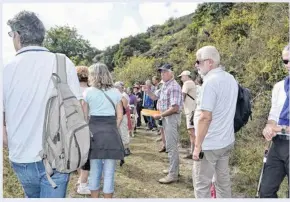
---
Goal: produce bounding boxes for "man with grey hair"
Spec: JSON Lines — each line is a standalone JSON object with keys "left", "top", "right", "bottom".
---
{"left": 3, "top": 11, "right": 82, "bottom": 198}
{"left": 178, "top": 70, "right": 197, "bottom": 159}
{"left": 143, "top": 63, "right": 183, "bottom": 184}
{"left": 192, "top": 46, "right": 238, "bottom": 198}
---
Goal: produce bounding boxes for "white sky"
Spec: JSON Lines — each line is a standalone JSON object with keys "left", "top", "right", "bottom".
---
{"left": 2, "top": 2, "right": 198, "bottom": 63}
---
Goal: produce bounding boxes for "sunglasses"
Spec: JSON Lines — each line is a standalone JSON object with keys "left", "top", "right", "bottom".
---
{"left": 282, "top": 59, "right": 289, "bottom": 64}
{"left": 195, "top": 59, "right": 210, "bottom": 65}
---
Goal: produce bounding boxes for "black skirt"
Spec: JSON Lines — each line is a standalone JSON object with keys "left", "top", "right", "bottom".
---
{"left": 89, "top": 116, "right": 125, "bottom": 160}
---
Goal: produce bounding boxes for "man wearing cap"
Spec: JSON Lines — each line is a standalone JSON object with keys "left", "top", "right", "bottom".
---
{"left": 178, "top": 70, "right": 197, "bottom": 159}
{"left": 143, "top": 63, "right": 183, "bottom": 184}
{"left": 133, "top": 83, "right": 143, "bottom": 127}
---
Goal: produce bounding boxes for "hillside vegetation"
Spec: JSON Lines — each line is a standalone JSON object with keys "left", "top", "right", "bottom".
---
{"left": 105, "top": 2, "right": 290, "bottom": 197}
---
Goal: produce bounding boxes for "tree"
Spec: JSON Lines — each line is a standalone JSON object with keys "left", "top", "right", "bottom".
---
{"left": 114, "top": 35, "right": 151, "bottom": 67}
{"left": 43, "top": 26, "right": 101, "bottom": 66}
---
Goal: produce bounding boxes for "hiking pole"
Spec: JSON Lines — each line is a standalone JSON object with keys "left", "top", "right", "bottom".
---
{"left": 255, "top": 141, "right": 272, "bottom": 198}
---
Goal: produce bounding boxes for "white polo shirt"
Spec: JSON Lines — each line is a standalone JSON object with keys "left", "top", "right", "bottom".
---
{"left": 3, "top": 46, "right": 82, "bottom": 163}
{"left": 194, "top": 67, "right": 238, "bottom": 150}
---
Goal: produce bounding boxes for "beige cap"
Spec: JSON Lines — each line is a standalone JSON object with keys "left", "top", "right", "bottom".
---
{"left": 178, "top": 70, "right": 191, "bottom": 77}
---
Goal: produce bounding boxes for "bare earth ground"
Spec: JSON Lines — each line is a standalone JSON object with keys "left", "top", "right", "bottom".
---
{"left": 67, "top": 127, "right": 194, "bottom": 198}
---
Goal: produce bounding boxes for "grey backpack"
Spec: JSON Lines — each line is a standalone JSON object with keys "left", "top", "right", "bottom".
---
{"left": 40, "top": 53, "right": 90, "bottom": 188}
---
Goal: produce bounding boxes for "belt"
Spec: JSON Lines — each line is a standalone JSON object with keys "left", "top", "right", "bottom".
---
{"left": 274, "top": 135, "right": 290, "bottom": 141}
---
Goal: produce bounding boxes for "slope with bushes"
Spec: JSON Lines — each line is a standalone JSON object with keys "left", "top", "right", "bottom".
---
{"left": 110, "top": 2, "right": 289, "bottom": 197}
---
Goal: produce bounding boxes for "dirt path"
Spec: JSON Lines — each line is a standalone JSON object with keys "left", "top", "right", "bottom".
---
{"left": 67, "top": 128, "right": 194, "bottom": 198}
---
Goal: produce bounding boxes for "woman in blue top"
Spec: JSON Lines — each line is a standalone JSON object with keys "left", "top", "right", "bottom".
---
{"left": 82, "top": 63, "right": 125, "bottom": 198}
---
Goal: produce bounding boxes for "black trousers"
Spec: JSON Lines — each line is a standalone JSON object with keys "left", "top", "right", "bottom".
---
{"left": 260, "top": 137, "right": 289, "bottom": 198}
{"left": 136, "top": 105, "right": 142, "bottom": 127}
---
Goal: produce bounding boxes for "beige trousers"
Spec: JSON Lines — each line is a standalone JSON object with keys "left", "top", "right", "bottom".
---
{"left": 192, "top": 143, "right": 234, "bottom": 198}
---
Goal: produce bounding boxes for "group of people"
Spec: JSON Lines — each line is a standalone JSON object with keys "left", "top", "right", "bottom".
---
{"left": 3, "top": 10, "right": 289, "bottom": 199}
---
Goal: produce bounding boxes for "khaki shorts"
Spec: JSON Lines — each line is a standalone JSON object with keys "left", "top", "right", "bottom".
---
{"left": 185, "top": 113, "right": 194, "bottom": 129}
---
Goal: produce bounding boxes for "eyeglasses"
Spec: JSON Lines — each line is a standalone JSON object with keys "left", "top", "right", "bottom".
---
{"left": 8, "top": 31, "right": 15, "bottom": 37}
{"left": 195, "top": 59, "right": 210, "bottom": 65}
{"left": 8, "top": 31, "right": 19, "bottom": 38}
{"left": 282, "top": 59, "right": 289, "bottom": 64}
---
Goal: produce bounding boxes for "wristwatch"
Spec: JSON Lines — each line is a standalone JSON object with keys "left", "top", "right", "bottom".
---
{"left": 281, "top": 125, "right": 286, "bottom": 134}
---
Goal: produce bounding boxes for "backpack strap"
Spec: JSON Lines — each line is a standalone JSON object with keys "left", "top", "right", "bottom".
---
{"left": 186, "top": 93, "right": 195, "bottom": 101}
{"left": 55, "top": 53, "right": 67, "bottom": 84}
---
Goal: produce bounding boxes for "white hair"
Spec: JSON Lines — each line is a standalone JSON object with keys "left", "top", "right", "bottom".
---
{"left": 145, "top": 80, "right": 152, "bottom": 85}
{"left": 196, "top": 45, "right": 220, "bottom": 67}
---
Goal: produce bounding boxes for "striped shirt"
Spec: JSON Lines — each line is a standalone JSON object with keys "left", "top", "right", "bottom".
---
{"left": 155, "top": 79, "right": 183, "bottom": 112}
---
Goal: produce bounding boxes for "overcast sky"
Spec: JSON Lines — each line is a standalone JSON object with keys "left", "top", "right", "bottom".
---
{"left": 2, "top": 1, "right": 198, "bottom": 63}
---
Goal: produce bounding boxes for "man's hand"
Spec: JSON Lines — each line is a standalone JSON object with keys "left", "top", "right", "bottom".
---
{"left": 263, "top": 124, "right": 277, "bottom": 141}
{"left": 193, "top": 145, "right": 202, "bottom": 161}
{"left": 152, "top": 114, "right": 161, "bottom": 120}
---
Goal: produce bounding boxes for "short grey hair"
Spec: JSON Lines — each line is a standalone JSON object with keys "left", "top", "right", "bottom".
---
{"left": 88, "top": 63, "right": 114, "bottom": 90}
{"left": 7, "top": 11, "right": 46, "bottom": 47}
{"left": 145, "top": 80, "right": 152, "bottom": 85}
{"left": 114, "top": 81, "right": 124, "bottom": 90}
{"left": 196, "top": 45, "right": 220, "bottom": 67}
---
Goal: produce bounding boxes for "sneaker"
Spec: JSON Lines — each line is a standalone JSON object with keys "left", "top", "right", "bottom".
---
{"left": 77, "top": 184, "right": 91, "bottom": 195}
{"left": 152, "top": 127, "right": 158, "bottom": 131}
{"left": 125, "top": 148, "right": 131, "bottom": 156}
{"left": 158, "top": 175, "right": 179, "bottom": 184}
{"left": 162, "top": 170, "right": 181, "bottom": 176}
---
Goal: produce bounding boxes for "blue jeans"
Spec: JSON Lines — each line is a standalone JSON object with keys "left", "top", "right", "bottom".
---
{"left": 144, "top": 107, "right": 156, "bottom": 129}
{"left": 89, "top": 159, "right": 116, "bottom": 194}
{"left": 11, "top": 160, "right": 69, "bottom": 198}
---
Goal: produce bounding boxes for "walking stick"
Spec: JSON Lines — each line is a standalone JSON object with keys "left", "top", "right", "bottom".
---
{"left": 255, "top": 141, "right": 272, "bottom": 198}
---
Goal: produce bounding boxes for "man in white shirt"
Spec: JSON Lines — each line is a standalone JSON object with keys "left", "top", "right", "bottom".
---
{"left": 3, "top": 11, "right": 82, "bottom": 198}
{"left": 192, "top": 46, "right": 238, "bottom": 198}
{"left": 178, "top": 70, "right": 197, "bottom": 159}
{"left": 259, "top": 44, "right": 290, "bottom": 198}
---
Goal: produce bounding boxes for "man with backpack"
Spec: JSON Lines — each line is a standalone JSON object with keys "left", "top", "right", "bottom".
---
{"left": 3, "top": 11, "right": 86, "bottom": 198}
{"left": 178, "top": 70, "right": 197, "bottom": 159}
{"left": 192, "top": 46, "right": 238, "bottom": 198}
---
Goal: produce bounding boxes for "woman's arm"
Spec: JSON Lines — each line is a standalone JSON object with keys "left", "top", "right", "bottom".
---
{"left": 116, "top": 101, "right": 123, "bottom": 127}
{"left": 81, "top": 100, "right": 89, "bottom": 122}
{"left": 122, "top": 97, "right": 128, "bottom": 108}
